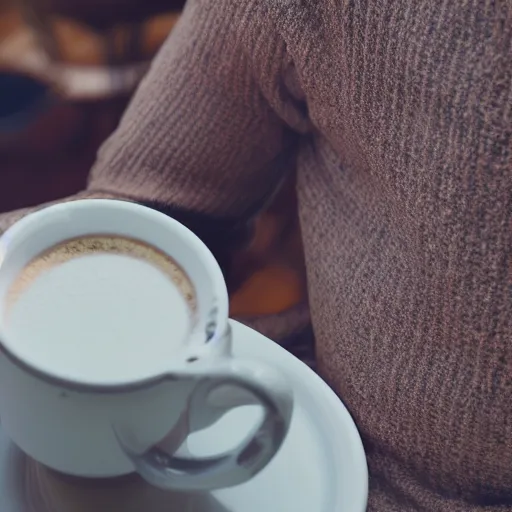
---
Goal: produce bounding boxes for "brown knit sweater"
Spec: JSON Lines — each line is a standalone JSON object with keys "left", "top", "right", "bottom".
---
{"left": 1, "top": 1, "right": 511, "bottom": 510}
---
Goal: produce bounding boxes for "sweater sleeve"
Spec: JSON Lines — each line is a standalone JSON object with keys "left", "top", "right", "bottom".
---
{"left": 0, "top": 0, "right": 306, "bottom": 285}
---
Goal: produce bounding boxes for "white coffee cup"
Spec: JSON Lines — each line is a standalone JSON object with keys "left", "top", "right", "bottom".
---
{"left": 0, "top": 199, "right": 293, "bottom": 491}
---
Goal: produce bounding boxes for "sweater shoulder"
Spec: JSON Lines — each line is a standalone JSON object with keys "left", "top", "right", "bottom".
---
{"left": 191, "top": 0, "right": 312, "bottom": 131}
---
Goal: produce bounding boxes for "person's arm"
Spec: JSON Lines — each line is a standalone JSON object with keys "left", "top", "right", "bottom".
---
{"left": 0, "top": 0, "right": 308, "bottom": 287}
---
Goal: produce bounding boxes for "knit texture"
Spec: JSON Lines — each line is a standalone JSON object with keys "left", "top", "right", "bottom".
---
{"left": 1, "top": 1, "right": 511, "bottom": 510}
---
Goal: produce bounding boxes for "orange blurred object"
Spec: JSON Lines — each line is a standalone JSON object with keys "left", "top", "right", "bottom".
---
{"left": 230, "top": 178, "right": 307, "bottom": 318}
{"left": 230, "top": 263, "right": 304, "bottom": 317}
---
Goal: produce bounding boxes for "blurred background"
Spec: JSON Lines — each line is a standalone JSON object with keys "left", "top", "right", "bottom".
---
{"left": 0, "top": 0, "right": 183, "bottom": 211}
{"left": 0, "top": 0, "right": 308, "bottom": 341}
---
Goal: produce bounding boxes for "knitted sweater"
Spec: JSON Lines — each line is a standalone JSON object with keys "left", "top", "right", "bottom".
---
{"left": 1, "top": 1, "right": 511, "bottom": 510}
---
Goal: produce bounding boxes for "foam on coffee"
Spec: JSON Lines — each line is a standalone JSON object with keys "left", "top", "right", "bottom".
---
{"left": 4, "top": 236, "right": 198, "bottom": 383}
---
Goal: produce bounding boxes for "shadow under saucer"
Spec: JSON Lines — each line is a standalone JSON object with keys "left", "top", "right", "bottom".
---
{"left": 6, "top": 444, "right": 230, "bottom": 512}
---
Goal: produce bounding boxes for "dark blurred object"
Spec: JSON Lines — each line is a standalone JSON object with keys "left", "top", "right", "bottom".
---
{"left": 0, "top": 66, "right": 89, "bottom": 156}
{"left": 0, "top": 69, "right": 51, "bottom": 133}
{"left": 0, "top": 83, "right": 125, "bottom": 211}
{"left": 0, "top": 98, "right": 127, "bottom": 211}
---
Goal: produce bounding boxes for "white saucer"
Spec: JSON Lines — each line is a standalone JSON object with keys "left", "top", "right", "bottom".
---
{"left": 0, "top": 320, "right": 368, "bottom": 512}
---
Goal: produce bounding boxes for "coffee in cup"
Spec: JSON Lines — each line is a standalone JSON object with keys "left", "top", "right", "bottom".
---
{"left": 5, "top": 235, "right": 197, "bottom": 383}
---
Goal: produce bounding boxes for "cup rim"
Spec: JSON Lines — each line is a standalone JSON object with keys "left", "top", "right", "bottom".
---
{"left": 0, "top": 199, "right": 229, "bottom": 393}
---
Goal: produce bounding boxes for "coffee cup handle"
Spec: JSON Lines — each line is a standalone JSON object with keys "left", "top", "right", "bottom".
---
{"left": 117, "top": 329, "right": 294, "bottom": 490}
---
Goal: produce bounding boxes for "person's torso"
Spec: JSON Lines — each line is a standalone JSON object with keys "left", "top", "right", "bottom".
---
{"left": 276, "top": 1, "right": 512, "bottom": 509}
